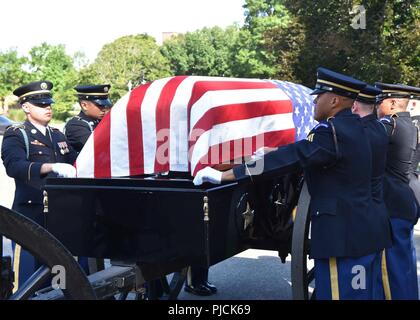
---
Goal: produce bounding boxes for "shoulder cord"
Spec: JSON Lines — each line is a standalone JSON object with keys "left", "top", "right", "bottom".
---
{"left": 79, "top": 118, "right": 94, "bottom": 132}
{"left": 63, "top": 117, "right": 94, "bottom": 134}
{"left": 18, "top": 128, "right": 29, "bottom": 159}
{"left": 327, "top": 117, "right": 339, "bottom": 162}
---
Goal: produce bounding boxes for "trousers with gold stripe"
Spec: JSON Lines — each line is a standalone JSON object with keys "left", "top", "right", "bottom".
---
{"left": 381, "top": 218, "right": 418, "bottom": 300}
{"left": 11, "top": 203, "right": 90, "bottom": 291}
{"left": 11, "top": 204, "right": 44, "bottom": 291}
{"left": 315, "top": 252, "right": 384, "bottom": 300}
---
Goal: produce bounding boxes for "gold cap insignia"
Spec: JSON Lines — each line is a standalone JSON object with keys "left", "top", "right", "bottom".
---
{"left": 40, "top": 82, "right": 48, "bottom": 90}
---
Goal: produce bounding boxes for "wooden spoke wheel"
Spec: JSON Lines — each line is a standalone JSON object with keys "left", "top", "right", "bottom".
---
{"left": 147, "top": 268, "right": 188, "bottom": 300}
{"left": 291, "top": 182, "right": 315, "bottom": 300}
{"left": 0, "top": 205, "right": 96, "bottom": 300}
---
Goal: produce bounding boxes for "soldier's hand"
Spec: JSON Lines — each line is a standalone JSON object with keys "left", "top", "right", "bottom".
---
{"left": 251, "top": 146, "right": 277, "bottom": 160}
{"left": 193, "top": 167, "right": 223, "bottom": 186}
{"left": 51, "top": 163, "right": 76, "bottom": 178}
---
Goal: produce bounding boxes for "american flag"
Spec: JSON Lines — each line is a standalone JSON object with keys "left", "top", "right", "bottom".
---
{"left": 75, "top": 76, "right": 316, "bottom": 178}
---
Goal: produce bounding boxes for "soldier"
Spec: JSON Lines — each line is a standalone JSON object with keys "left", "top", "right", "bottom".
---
{"left": 406, "top": 86, "right": 420, "bottom": 204}
{"left": 375, "top": 82, "right": 419, "bottom": 300}
{"left": 63, "top": 84, "right": 112, "bottom": 274}
{"left": 64, "top": 84, "right": 112, "bottom": 153}
{"left": 184, "top": 266, "right": 217, "bottom": 296}
{"left": 1, "top": 81, "right": 78, "bottom": 290}
{"left": 351, "top": 85, "right": 389, "bottom": 196}
{"left": 194, "top": 68, "right": 393, "bottom": 299}
{"left": 351, "top": 84, "right": 392, "bottom": 259}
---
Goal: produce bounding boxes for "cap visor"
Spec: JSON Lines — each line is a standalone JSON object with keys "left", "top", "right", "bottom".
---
{"left": 28, "top": 98, "right": 54, "bottom": 105}
{"left": 93, "top": 99, "right": 113, "bottom": 107}
{"left": 310, "top": 88, "right": 326, "bottom": 96}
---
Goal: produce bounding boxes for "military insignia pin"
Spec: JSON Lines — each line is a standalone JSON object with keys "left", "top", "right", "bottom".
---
{"left": 41, "top": 82, "right": 48, "bottom": 90}
{"left": 58, "top": 141, "right": 69, "bottom": 155}
{"left": 307, "top": 133, "right": 314, "bottom": 142}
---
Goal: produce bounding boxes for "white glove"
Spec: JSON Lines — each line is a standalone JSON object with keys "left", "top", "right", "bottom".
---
{"left": 51, "top": 163, "right": 76, "bottom": 178}
{"left": 252, "top": 147, "right": 267, "bottom": 160}
{"left": 250, "top": 146, "right": 273, "bottom": 161}
{"left": 193, "top": 167, "right": 223, "bottom": 186}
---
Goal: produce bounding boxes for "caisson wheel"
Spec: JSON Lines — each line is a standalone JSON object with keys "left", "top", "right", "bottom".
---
{"left": 291, "top": 182, "right": 315, "bottom": 300}
{"left": 0, "top": 205, "right": 96, "bottom": 300}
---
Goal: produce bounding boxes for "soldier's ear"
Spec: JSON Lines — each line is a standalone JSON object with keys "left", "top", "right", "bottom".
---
{"left": 80, "top": 101, "right": 87, "bottom": 112}
{"left": 21, "top": 103, "right": 30, "bottom": 114}
{"left": 330, "top": 96, "right": 339, "bottom": 108}
{"left": 351, "top": 102, "right": 357, "bottom": 113}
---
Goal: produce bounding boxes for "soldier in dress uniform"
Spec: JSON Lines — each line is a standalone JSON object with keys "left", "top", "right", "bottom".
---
{"left": 406, "top": 86, "right": 420, "bottom": 205}
{"left": 1, "top": 81, "right": 78, "bottom": 290}
{"left": 194, "top": 67, "right": 393, "bottom": 300}
{"left": 375, "top": 82, "right": 420, "bottom": 299}
{"left": 351, "top": 85, "right": 392, "bottom": 274}
{"left": 63, "top": 84, "right": 112, "bottom": 274}
{"left": 184, "top": 266, "right": 217, "bottom": 296}
{"left": 64, "top": 84, "right": 112, "bottom": 153}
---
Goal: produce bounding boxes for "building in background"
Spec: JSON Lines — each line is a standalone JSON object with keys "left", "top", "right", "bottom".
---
{"left": 162, "top": 32, "right": 179, "bottom": 43}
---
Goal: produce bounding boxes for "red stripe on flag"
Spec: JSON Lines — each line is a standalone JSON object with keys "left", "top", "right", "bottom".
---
{"left": 192, "top": 129, "right": 296, "bottom": 176}
{"left": 126, "top": 83, "right": 151, "bottom": 176}
{"left": 154, "top": 76, "right": 188, "bottom": 173}
{"left": 191, "top": 100, "right": 293, "bottom": 135}
{"left": 186, "top": 80, "right": 278, "bottom": 172}
{"left": 94, "top": 112, "right": 111, "bottom": 177}
{"left": 187, "top": 80, "right": 277, "bottom": 111}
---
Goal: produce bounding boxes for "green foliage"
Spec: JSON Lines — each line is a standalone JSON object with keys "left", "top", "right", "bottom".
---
{"left": 244, "top": 0, "right": 291, "bottom": 33}
{"left": 0, "top": 0, "right": 418, "bottom": 112}
{"left": 161, "top": 26, "right": 240, "bottom": 77}
{"left": 7, "top": 108, "right": 26, "bottom": 122}
{"left": 232, "top": 0, "right": 291, "bottom": 78}
{"left": 264, "top": 16, "right": 305, "bottom": 81}
{"left": 231, "top": 28, "right": 277, "bottom": 78}
{"left": 82, "top": 34, "right": 172, "bottom": 102}
{"left": 28, "top": 43, "right": 78, "bottom": 120}
{"left": 380, "top": 0, "right": 420, "bottom": 85}
{"left": 0, "top": 49, "right": 30, "bottom": 98}
{"left": 271, "top": 0, "right": 419, "bottom": 87}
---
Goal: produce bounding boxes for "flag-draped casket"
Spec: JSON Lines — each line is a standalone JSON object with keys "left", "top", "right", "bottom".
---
{"left": 75, "top": 76, "right": 316, "bottom": 178}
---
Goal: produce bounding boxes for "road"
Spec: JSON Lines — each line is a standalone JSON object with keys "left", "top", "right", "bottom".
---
{"left": 1, "top": 135, "right": 420, "bottom": 300}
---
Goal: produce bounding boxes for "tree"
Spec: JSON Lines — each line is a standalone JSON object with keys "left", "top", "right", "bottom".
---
{"left": 380, "top": 0, "right": 420, "bottom": 85}
{"left": 161, "top": 26, "right": 240, "bottom": 77}
{"left": 160, "top": 34, "right": 189, "bottom": 75}
{"left": 28, "top": 43, "right": 78, "bottom": 120}
{"left": 269, "top": 0, "right": 420, "bottom": 86}
{"left": 232, "top": 0, "right": 291, "bottom": 78}
{"left": 243, "top": 0, "right": 291, "bottom": 33}
{"left": 0, "top": 49, "right": 30, "bottom": 101}
{"left": 84, "top": 34, "right": 172, "bottom": 102}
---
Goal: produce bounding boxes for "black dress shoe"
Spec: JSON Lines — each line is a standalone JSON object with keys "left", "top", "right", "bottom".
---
{"left": 184, "top": 284, "right": 212, "bottom": 296}
{"left": 203, "top": 281, "right": 217, "bottom": 294}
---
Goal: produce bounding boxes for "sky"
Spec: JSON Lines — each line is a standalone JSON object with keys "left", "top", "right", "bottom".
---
{"left": 1, "top": 0, "right": 246, "bottom": 62}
